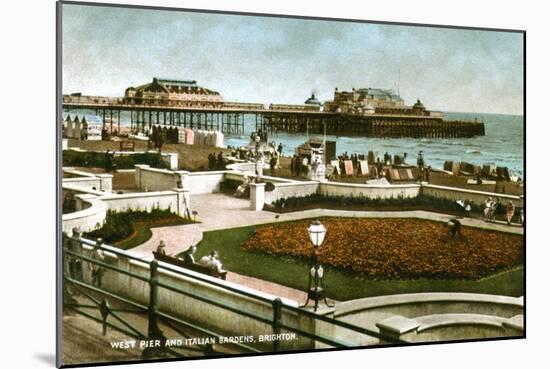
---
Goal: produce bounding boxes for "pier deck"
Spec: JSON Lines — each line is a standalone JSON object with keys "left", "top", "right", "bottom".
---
{"left": 62, "top": 95, "right": 485, "bottom": 138}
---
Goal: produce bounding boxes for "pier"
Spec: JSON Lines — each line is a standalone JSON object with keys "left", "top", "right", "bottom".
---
{"left": 62, "top": 94, "right": 485, "bottom": 138}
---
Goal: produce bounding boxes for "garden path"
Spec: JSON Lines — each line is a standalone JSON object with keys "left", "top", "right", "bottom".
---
{"left": 129, "top": 223, "right": 203, "bottom": 260}
{"left": 190, "top": 193, "right": 524, "bottom": 235}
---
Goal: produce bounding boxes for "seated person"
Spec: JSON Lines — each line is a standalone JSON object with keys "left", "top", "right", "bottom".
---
{"left": 156, "top": 240, "right": 167, "bottom": 255}
{"left": 199, "top": 251, "right": 224, "bottom": 273}
{"left": 182, "top": 245, "right": 197, "bottom": 264}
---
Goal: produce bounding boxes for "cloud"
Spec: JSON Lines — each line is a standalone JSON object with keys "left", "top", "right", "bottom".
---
{"left": 62, "top": 4, "right": 523, "bottom": 114}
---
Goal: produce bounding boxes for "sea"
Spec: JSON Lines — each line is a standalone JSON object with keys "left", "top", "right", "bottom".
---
{"left": 67, "top": 110, "right": 524, "bottom": 178}
{"left": 226, "top": 112, "right": 524, "bottom": 179}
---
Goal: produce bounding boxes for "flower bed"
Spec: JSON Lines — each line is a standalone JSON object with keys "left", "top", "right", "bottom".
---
{"left": 241, "top": 218, "right": 523, "bottom": 280}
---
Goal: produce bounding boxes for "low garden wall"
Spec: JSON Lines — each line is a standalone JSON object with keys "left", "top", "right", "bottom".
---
{"left": 183, "top": 171, "right": 227, "bottom": 194}
{"left": 62, "top": 189, "right": 190, "bottom": 235}
{"left": 335, "top": 293, "right": 523, "bottom": 345}
{"left": 421, "top": 184, "right": 523, "bottom": 207}
{"left": 226, "top": 162, "right": 256, "bottom": 174}
{"left": 257, "top": 180, "right": 522, "bottom": 211}
{"left": 68, "top": 238, "right": 327, "bottom": 351}
{"left": 135, "top": 165, "right": 227, "bottom": 194}
{"left": 319, "top": 182, "right": 421, "bottom": 199}
{"left": 264, "top": 182, "right": 320, "bottom": 205}
{"left": 62, "top": 195, "right": 107, "bottom": 236}
{"left": 135, "top": 165, "right": 184, "bottom": 191}
{"left": 336, "top": 293, "right": 523, "bottom": 320}
{"left": 62, "top": 167, "right": 113, "bottom": 193}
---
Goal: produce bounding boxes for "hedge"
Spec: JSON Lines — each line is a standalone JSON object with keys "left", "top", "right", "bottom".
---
{"left": 63, "top": 150, "right": 169, "bottom": 170}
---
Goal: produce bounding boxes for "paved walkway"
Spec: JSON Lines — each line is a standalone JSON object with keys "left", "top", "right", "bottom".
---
{"left": 126, "top": 193, "right": 523, "bottom": 300}
{"left": 130, "top": 224, "right": 203, "bottom": 260}
{"left": 190, "top": 193, "right": 523, "bottom": 235}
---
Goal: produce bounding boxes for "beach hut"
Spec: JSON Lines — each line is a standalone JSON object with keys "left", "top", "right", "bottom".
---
{"left": 198, "top": 130, "right": 206, "bottom": 146}
{"left": 65, "top": 116, "right": 73, "bottom": 138}
{"left": 168, "top": 127, "right": 178, "bottom": 144}
{"left": 209, "top": 131, "right": 217, "bottom": 147}
{"left": 185, "top": 128, "right": 194, "bottom": 145}
{"left": 386, "top": 167, "right": 415, "bottom": 183}
{"left": 72, "top": 116, "right": 81, "bottom": 139}
{"left": 177, "top": 127, "right": 186, "bottom": 143}
{"left": 214, "top": 131, "right": 224, "bottom": 148}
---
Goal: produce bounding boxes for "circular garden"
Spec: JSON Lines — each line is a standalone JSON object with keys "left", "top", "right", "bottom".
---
{"left": 241, "top": 218, "right": 523, "bottom": 280}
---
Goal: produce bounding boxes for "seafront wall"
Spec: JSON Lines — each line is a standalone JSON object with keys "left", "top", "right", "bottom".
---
{"left": 422, "top": 184, "right": 523, "bottom": 207}
{"left": 131, "top": 164, "right": 523, "bottom": 209}
{"left": 319, "top": 182, "right": 421, "bottom": 200}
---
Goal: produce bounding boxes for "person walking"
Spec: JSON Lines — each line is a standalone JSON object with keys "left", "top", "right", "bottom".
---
{"left": 506, "top": 200, "right": 516, "bottom": 225}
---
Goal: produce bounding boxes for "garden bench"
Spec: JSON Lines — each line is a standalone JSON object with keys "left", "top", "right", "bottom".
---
{"left": 153, "top": 251, "right": 227, "bottom": 280}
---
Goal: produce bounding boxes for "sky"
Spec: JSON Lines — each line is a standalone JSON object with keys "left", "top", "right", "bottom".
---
{"left": 62, "top": 3, "right": 524, "bottom": 115}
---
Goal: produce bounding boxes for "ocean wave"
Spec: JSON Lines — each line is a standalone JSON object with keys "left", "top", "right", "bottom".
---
{"left": 465, "top": 150, "right": 483, "bottom": 155}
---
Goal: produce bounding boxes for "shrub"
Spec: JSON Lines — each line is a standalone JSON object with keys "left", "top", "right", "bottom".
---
{"left": 63, "top": 150, "right": 169, "bottom": 170}
{"left": 85, "top": 208, "right": 183, "bottom": 244}
{"left": 273, "top": 194, "right": 489, "bottom": 216}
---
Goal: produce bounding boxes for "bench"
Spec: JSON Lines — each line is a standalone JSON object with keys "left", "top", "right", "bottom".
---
{"left": 152, "top": 251, "right": 227, "bottom": 280}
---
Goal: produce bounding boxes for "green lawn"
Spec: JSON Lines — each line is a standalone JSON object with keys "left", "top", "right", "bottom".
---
{"left": 85, "top": 209, "right": 195, "bottom": 250}
{"left": 187, "top": 224, "right": 524, "bottom": 301}
{"left": 114, "top": 219, "right": 191, "bottom": 250}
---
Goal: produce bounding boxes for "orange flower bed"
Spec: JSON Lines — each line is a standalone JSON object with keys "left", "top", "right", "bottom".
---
{"left": 241, "top": 218, "right": 523, "bottom": 280}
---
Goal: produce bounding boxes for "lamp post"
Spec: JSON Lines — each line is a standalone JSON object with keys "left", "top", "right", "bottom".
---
{"left": 302, "top": 220, "right": 333, "bottom": 312}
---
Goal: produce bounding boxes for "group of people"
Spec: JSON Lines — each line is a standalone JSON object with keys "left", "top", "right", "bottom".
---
{"left": 250, "top": 129, "right": 268, "bottom": 144}
{"left": 484, "top": 197, "right": 523, "bottom": 225}
{"left": 289, "top": 154, "right": 312, "bottom": 177}
{"left": 454, "top": 197, "right": 523, "bottom": 226}
{"left": 156, "top": 241, "right": 225, "bottom": 274}
{"left": 207, "top": 151, "right": 226, "bottom": 170}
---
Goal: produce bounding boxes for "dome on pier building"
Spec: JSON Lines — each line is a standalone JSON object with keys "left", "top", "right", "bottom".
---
{"left": 304, "top": 93, "right": 322, "bottom": 106}
{"left": 413, "top": 99, "right": 426, "bottom": 110}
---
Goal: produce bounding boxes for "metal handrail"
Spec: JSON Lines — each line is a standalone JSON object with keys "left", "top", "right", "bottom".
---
{"left": 64, "top": 234, "right": 405, "bottom": 348}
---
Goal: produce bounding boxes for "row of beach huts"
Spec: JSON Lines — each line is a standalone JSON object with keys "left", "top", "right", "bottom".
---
{"left": 61, "top": 113, "right": 225, "bottom": 148}
{"left": 61, "top": 113, "right": 103, "bottom": 140}
{"left": 149, "top": 124, "right": 224, "bottom": 148}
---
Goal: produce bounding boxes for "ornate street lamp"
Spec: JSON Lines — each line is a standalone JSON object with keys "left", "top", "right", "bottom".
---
{"left": 302, "top": 220, "right": 333, "bottom": 312}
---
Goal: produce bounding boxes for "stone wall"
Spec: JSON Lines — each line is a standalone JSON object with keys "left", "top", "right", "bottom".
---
{"left": 62, "top": 189, "right": 190, "bottom": 235}
{"left": 183, "top": 171, "right": 226, "bottom": 194}
{"left": 264, "top": 182, "right": 320, "bottom": 205}
{"left": 135, "top": 165, "right": 183, "bottom": 192}
{"left": 63, "top": 167, "right": 113, "bottom": 193}
{"left": 62, "top": 196, "right": 107, "bottom": 236}
{"left": 336, "top": 293, "right": 523, "bottom": 320}
{"left": 421, "top": 184, "right": 523, "bottom": 207}
{"left": 135, "top": 165, "right": 227, "bottom": 194}
{"left": 101, "top": 189, "right": 189, "bottom": 216}
{"left": 336, "top": 293, "right": 524, "bottom": 345}
{"left": 319, "top": 182, "right": 421, "bottom": 199}
{"left": 260, "top": 180, "right": 521, "bottom": 210}
{"left": 69, "top": 238, "right": 322, "bottom": 351}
